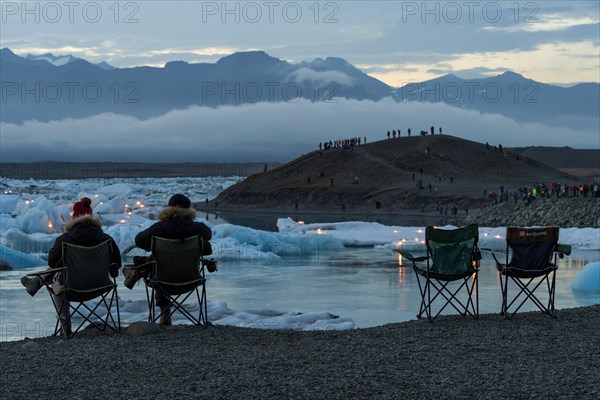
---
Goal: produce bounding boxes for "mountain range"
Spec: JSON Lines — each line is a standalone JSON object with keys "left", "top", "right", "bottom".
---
{"left": 1, "top": 47, "right": 598, "bottom": 127}
{"left": 25, "top": 53, "right": 114, "bottom": 70}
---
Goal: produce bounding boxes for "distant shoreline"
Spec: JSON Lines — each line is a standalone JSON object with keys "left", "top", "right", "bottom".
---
{"left": 0, "top": 162, "right": 280, "bottom": 180}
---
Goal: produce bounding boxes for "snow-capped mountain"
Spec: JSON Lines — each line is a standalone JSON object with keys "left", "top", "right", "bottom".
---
{"left": 25, "top": 52, "right": 114, "bottom": 69}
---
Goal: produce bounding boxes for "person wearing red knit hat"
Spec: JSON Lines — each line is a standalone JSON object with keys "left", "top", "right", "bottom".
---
{"left": 20, "top": 198, "right": 122, "bottom": 337}
{"left": 72, "top": 197, "right": 93, "bottom": 218}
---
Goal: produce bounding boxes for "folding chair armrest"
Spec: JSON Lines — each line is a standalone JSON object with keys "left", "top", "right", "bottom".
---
{"left": 109, "top": 263, "right": 120, "bottom": 278}
{"left": 556, "top": 243, "right": 571, "bottom": 256}
{"left": 397, "top": 251, "right": 428, "bottom": 262}
{"left": 127, "top": 261, "right": 154, "bottom": 271}
{"left": 26, "top": 267, "right": 66, "bottom": 277}
{"left": 489, "top": 251, "right": 505, "bottom": 268}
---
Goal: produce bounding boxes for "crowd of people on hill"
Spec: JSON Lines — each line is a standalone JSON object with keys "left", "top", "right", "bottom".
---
{"left": 385, "top": 126, "right": 443, "bottom": 139}
{"left": 484, "top": 181, "right": 600, "bottom": 205}
{"left": 319, "top": 137, "right": 366, "bottom": 151}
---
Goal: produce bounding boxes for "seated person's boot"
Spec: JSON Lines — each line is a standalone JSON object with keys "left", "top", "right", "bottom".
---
{"left": 159, "top": 306, "right": 172, "bottom": 326}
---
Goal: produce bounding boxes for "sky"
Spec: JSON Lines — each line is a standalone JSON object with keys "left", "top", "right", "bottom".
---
{"left": 1, "top": 0, "right": 599, "bottom": 85}
{"left": 0, "top": 1, "right": 599, "bottom": 161}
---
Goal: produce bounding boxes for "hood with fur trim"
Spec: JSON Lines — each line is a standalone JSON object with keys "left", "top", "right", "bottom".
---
{"left": 63, "top": 214, "right": 102, "bottom": 232}
{"left": 158, "top": 206, "right": 196, "bottom": 222}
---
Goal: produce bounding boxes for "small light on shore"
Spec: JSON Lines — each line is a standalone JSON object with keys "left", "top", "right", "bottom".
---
{"left": 298, "top": 221, "right": 305, "bottom": 225}
{"left": 119, "top": 219, "right": 126, "bottom": 224}
{"left": 494, "top": 235, "right": 502, "bottom": 239}
{"left": 317, "top": 228, "right": 323, "bottom": 234}
{"left": 48, "top": 221, "right": 53, "bottom": 229}
{"left": 417, "top": 229, "right": 423, "bottom": 233}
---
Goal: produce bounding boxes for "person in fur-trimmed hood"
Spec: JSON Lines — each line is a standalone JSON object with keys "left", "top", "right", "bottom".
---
{"left": 133, "top": 193, "right": 212, "bottom": 253}
{"left": 123, "top": 194, "right": 213, "bottom": 325}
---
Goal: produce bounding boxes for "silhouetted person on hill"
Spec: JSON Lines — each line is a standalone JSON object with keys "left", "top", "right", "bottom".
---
{"left": 408, "top": 128, "right": 411, "bottom": 136}
{"left": 398, "top": 129, "right": 401, "bottom": 137}
{"left": 387, "top": 131, "right": 391, "bottom": 139}
{"left": 430, "top": 126, "right": 435, "bottom": 135}
{"left": 392, "top": 130, "right": 396, "bottom": 138}
{"left": 439, "top": 127, "right": 442, "bottom": 134}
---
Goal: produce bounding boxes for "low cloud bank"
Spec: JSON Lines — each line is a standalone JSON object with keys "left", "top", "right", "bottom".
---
{"left": 1, "top": 99, "right": 598, "bottom": 162}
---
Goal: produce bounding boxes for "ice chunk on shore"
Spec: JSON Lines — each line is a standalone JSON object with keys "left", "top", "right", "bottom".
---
{"left": 572, "top": 262, "right": 600, "bottom": 294}
{"left": 119, "top": 299, "right": 355, "bottom": 331}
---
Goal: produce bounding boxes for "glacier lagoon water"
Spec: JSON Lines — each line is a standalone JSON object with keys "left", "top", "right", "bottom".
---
{"left": 1, "top": 177, "right": 599, "bottom": 341}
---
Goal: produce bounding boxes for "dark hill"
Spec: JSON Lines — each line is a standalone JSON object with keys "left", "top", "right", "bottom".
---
{"left": 211, "top": 135, "right": 577, "bottom": 212}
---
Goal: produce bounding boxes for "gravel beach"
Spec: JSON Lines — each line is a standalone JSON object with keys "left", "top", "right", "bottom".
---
{"left": 2, "top": 305, "right": 599, "bottom": 399}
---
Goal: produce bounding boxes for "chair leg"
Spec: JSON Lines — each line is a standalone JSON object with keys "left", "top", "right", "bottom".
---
{"left": 413, "top": 270, "right": 427, "bottom": 320}
{"left": 51, "top": 293, "right": 72, "bottom": 338}
{"left": 504, "top": 273, "right": 556, "bottom": 318}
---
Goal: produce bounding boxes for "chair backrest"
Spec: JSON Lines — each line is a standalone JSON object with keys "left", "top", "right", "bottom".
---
{"left": 506, "top": 227, "right": 559, "bottom": 271}
{"left": 62, "top": 241, "right": 113, "bottom": 291}
{"left": 425, "top": 224, "right": 479, "bottom": 276}
{"left": 151, "top": 236, "right": 202, "bottom": 284}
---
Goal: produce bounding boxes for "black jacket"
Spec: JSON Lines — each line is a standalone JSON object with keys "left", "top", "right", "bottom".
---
{"left": 48, "top": 215, "right": 122, "bottom": 269}
{"left": 135, "top": 207, "right": 212, "bottom": 255}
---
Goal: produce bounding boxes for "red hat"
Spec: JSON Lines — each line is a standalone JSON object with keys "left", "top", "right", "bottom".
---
{"left": 73, "top": 197, "right": 93, "bottom": 218}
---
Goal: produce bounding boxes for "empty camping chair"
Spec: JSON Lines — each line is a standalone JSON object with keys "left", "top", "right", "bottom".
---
{"left": 398, "top": 225, "right": 481, "bottom": 321}
{"left": 27, "top": 241, "right": 121, "bottom": 338}
{"left": 493, "top": 226, "right": 571, "bottom": 318}
{"left": 131, "top": 236, "right": 208, "bottom": 327}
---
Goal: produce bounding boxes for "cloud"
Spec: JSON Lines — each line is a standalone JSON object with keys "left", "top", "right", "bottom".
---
{"left": 0, "top": 99, "right": 597, "bottom": 163}
{"left": 482, "top": 15, "right": 599, "bottom": 33}
{"left": 288, "top": 67, "right": 354, "bottom": 86}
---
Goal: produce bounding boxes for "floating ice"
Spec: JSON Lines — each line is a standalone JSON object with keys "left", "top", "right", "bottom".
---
{"left": 0, "top": 194, "right": 19, "bottom": 214}
{"left": 0, "top": 244, "right": 46, "bottom": 269}
{"left": 277, "top": 218, "right": 599, "bottom": 251}
{"left": 212, "top": 223, "right": 343, "bottom": 262}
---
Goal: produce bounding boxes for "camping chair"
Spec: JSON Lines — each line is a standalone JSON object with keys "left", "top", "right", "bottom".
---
{"left": 398, "top": 225, "right": 481, "bottom": 322}
{"left": 27, "top": 240, "right": 121, "bottom": 338}
{"left": 131, "top": 236, "right": 208, "bottom": 327}
{"left": 493, "top": 227, "right": 571, "bottom": 318}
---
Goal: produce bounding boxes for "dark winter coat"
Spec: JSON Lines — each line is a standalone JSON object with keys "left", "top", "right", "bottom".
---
{"left": 48, "top": 215, "right": 122, "bottom": 269}
{"left": 135, "top": 207, "right": 212, "bottom": 255}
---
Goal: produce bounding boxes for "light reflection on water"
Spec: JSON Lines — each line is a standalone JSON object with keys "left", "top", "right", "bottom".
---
{"left": 1, "top": 248, "right": 598, "bottom": 341}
